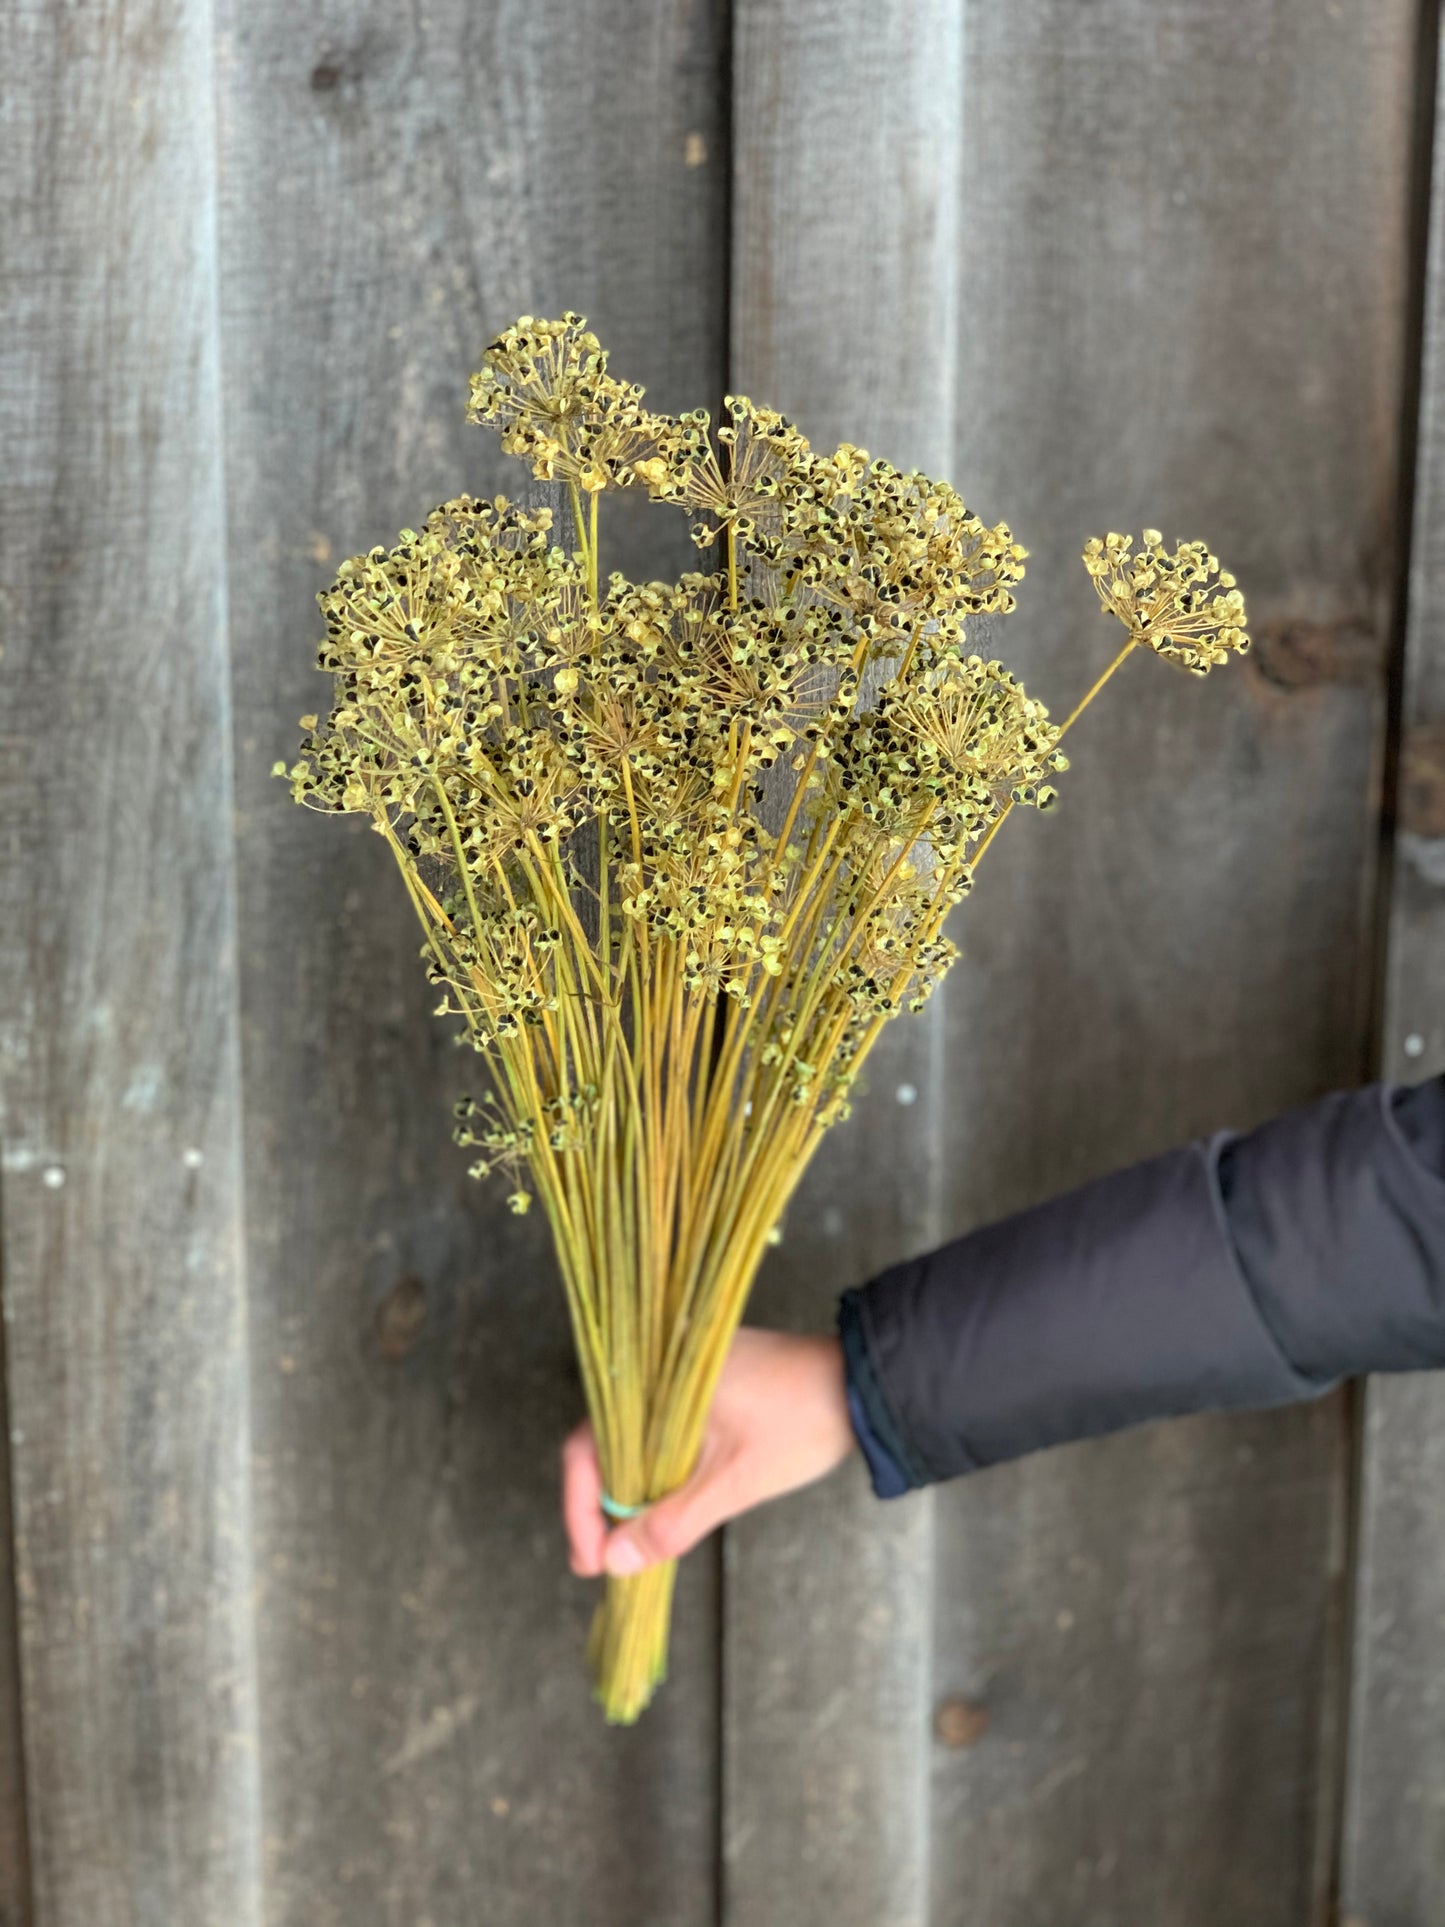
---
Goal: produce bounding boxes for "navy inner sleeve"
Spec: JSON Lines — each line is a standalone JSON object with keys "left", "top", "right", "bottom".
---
{"left": 838, "top": 1287, "right": 925, "bottom": 1495}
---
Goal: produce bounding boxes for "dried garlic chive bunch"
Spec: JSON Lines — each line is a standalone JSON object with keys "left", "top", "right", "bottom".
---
{"left": 281, "top": 314, "right": 1249, "bottom": 1722}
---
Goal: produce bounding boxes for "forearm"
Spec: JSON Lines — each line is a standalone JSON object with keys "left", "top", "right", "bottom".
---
{"left": 840, "top": 1075, "right": 1445, "bottom": 1494}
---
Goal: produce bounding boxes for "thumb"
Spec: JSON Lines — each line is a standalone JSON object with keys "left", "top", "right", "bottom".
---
{"left": 603, "top": 1474, "right": 728, "bottom": 1576}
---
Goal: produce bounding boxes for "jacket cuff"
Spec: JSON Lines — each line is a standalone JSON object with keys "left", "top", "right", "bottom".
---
{"left": 837, "top": 1287, "right": 926, "bottom": 1496}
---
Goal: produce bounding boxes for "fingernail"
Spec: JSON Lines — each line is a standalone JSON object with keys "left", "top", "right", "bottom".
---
{"left": 605, "top": 1537, "right": 646, "bottom": 1577}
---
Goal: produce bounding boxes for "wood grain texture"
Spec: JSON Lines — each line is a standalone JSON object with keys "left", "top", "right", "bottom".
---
{"left": 1341, "top": 12, "right": 1445, "bottom": 1918}
{"left": 731, "top": 1, "right": 1416, "bottom": 1923}
{"left": 218, "top": 4, "right": 728, "bottom": 1921}
{"left": 0, "top": 1308, "right": 32, "bottom": 1925}
{"left": 0, "top": 1, "right": 262, "bottom": 1923}
{"left": 724, "top": 5, "right": 964, "bottom": 1922}
{"left": 926, "top": 5, "right": 1415, "bottom": 1923}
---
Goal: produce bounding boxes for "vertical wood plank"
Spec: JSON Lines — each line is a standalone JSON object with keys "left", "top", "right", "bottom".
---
{"left": 0, "top": 1, "right": 262, "bottom": 1922}
{"left": 0, "top": 1309, "right": 32, "bottom": 1927}
{"left": 724, "top": 5, "right": 964, "bottom": 1921}
{"left": 928, "top": 4, "right": 1415, "bottom": 1922}
{"left": 218, "top": 4, "right": 728, "bottom": 1921}
{"left": 1342, "top": 10, "right": 1445, "bottom": 1917}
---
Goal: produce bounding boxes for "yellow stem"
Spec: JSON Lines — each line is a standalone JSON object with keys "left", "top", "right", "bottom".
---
{"left": 971, "top": 636, "right": 1139, "bottom": 875}
{"left": 1057, "top": 634, "right": 1138, "bottom": 740}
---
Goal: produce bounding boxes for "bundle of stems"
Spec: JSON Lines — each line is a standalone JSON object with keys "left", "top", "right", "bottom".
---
{"left": 282, "top": 316, "right": 1250, "bottom": 1722}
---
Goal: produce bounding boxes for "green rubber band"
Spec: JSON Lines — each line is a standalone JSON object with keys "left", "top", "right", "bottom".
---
{"left": 600, "top": 1491, "right": 648, "bottom": 1522}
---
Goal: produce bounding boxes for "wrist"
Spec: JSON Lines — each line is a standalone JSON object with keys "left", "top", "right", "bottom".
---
{"left": 796, "top": 1332, "right": 854, "bottom": 1468}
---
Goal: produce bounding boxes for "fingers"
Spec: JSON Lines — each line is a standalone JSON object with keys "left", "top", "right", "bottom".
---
{"left": 562, "top": 1417, "right": 723, "bottom": 1579}
{"left": 602, "top": 1461, "right": 738, "bottom": 1576}
{"left": 563, "top": 1329, "right": 855, "bottom": 1582}
{"left": 561, "top": 1422, "right": 608, "bottom": 1576}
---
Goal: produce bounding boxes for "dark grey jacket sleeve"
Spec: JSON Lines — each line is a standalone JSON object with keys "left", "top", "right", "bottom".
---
{"left": 837, "top": 1076, "right": 1445, "bottom": 1494}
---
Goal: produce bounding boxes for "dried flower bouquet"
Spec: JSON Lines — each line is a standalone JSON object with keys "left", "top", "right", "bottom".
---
{"left": 282, "top": 315, "right": 1249, "bottom": 1721}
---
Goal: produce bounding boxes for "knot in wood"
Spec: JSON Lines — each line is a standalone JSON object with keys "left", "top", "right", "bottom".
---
{"left": 375, "top": 1275, "right": 428, "bottom": 1360}
{"left": 933, "top": 1697, "right": 990, "bottom": 1749}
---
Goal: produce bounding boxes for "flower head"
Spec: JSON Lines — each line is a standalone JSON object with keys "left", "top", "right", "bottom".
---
{"left": 466, "top": 313, "right": 669, "bottom": 493}
{"left": 1083, "top": 530, "right": 1250, "bottom": 675}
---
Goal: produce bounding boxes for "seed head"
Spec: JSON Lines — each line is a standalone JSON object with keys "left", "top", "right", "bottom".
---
{"left": 1083, "top": 530, "right": 1250, "bottom": 675}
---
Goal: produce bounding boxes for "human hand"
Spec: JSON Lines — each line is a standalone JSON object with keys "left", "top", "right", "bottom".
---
{"left": 561, "top": 1327, "right": 856, "bottom": 1578}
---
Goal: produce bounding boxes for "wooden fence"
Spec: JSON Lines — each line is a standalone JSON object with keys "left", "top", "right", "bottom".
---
{"left": 2, "top": 1, "right": 1443, "bottom": 1921}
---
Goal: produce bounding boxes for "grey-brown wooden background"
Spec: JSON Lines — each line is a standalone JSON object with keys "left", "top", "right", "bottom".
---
{"left": 3, "top": 1, "right": 1444, "bottom": 1921}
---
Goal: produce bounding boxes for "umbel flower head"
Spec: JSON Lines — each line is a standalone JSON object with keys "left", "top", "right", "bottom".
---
{"left": 282, "top": 313, "right": 1249, "bottom": 1724}
{"left": 1083, "top": 529, "right": 1250, "bottom": 674}
{"left": 467, "top": 314, "right": 664, "bottom": 493}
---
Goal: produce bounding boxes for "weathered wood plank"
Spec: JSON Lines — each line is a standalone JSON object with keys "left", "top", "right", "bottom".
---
{"left": 218, "top": 3, "right": 727, "bottom": 1921}
{"left": 0, "top": 1309, "right": 33, "bottom": 1926}
{"left": 929, "top": 2, "right": 1415, "bottom": 1921}
{"left": 0, "top": 1, "right": 262, "bottom": 1922}
{"left": 724, "top": 5, "right": 965, "bottom": 1921}
{"left": 729, "top": 1, "right": 1417, "bottom": 1922}
{"left": 1341, "top": 11, "right": 1445, "bottom": 1916}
